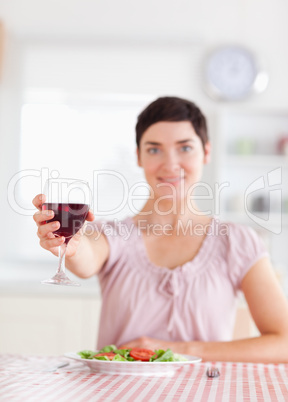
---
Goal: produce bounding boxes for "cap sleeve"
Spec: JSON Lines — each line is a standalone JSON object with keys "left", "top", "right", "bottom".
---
{"left": 227, "top": 223, "right": 269, "bottom": 289}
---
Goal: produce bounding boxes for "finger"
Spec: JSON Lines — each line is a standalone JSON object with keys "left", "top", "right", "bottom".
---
{"left": 37, "top": 220, "right": 60, "bottom": 238}
{"left": 86, "top": 210, "right": 95, "bottom": 222}
{"left": 40, "top": 235, "right": 65, "bottom": 251}
{"left": 33, "top": 209, "right": 55, "bottom": 225}
{"left": 32, "top": 194, "right": 46, "bottom": 211}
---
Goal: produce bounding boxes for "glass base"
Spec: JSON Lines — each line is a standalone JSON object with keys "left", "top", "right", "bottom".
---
{"left": 41, "top": 272, "right": 80, "bottom": 287}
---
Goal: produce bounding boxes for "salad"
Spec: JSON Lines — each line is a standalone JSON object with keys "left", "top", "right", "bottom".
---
{"left": 77, "top": 344, "right": 188, "bottom": 362}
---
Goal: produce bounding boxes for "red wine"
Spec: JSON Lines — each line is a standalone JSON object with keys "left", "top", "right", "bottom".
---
{"left": 43, "top": 203, "right": 89, "bottom": 243}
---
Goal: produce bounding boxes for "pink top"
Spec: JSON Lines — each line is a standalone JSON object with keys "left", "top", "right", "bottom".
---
{"left": 95, "top": 217, "right": 268, "bottom": 349}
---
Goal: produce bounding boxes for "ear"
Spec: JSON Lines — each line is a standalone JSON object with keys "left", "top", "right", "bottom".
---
{"left": 137, "top": 148, "right": 142, "bottom": 167}
{"left": 203, "top": 141, "right": 211, "bottom": 164}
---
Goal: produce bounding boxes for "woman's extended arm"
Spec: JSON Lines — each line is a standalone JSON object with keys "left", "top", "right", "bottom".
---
{"left": 120, "top": 257, "right": 288, "bottom": 363}
{"left": 64, "top": 230, "right": 109, "bottom": 278}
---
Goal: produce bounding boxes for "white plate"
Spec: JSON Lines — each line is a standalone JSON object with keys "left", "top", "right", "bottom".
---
{"left": 65, "top": 352, "right": 202, "bottom": 376}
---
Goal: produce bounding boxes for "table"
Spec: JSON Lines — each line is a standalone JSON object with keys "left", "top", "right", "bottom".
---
{"left": 1, "top": 355, "right": 288, "bottom": 401}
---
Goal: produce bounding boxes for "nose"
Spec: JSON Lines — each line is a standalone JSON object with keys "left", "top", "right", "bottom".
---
{"left": 161, "top": 150, "right": 181, "bottom": 172}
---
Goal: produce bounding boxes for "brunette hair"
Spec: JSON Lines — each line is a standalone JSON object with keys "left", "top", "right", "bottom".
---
{"left": 136, "top": 96, "right": 208, "bottom": 149}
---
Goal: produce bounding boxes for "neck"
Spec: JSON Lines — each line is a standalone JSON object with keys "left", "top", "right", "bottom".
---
{"left": 136, "top": 198, "right": 209, "bottom": 227}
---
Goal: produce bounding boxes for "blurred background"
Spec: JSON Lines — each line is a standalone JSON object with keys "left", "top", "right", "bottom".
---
{"left": 0, "top": 0, "right": 288, "bottom": 355}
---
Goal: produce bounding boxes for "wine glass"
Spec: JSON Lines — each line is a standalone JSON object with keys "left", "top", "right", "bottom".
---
{"left": 41, "top": 178, "right": 91, "bottom": 286}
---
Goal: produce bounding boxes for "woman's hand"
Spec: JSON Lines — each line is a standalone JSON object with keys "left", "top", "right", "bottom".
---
{"left": 119, "top": 336, "right": 184, "bottom": 353}
{"left": 32, "top": 193, "right": 95, "bottom": 258}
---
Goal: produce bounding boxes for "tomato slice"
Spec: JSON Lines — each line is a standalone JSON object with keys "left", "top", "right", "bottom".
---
{"left": 129, "top": 348, "right": 156, "bottom": 361}
{"left": 94, "top": 352, "right": 116, "bottom": 361}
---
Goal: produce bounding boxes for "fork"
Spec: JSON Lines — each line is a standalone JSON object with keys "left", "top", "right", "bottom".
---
{"left": 43, "top": 362, "right": 70, "bottom": 372}
{"left": 206, "top": 367, "right": 220, "bottom": 378}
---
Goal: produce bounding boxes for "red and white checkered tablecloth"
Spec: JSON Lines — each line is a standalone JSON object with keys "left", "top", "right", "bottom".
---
{"left": 0, "top": 354, "right": 288, "bottom": 401}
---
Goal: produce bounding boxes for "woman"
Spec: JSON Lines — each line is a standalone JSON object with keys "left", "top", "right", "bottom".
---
{"left": 33, "top": 96, "right": 288, "bottom": 363}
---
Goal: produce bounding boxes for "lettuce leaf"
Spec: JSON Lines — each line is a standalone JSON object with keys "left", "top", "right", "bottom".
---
{"left": 112, "top": 354, "right": 127, "bottom": 361}
{"left": 173, "top": 353, "right": 188, "bottom": 362}
{"left": 77, "top": 350, "right": 96, "bottom": 359}
{"left": 152, "top": 349, "right": 175, "bottom": 362}
{"left": 114, "top": 348, "right": 132, "bottom": 359}
{"left": 93, "top": 356, "right": 110, "bottom": 361}
{"left": 97, "top": 344, "right": 117, "bottom": 353}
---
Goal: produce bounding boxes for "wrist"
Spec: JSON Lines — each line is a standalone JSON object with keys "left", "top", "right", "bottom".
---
{"left": 177, "top": 341, "right": 204, "bottom": 357}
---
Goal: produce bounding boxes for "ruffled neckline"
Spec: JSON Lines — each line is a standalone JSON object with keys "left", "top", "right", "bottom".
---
{"left": 123, "top": 216, "right": 216, "bottom": 277}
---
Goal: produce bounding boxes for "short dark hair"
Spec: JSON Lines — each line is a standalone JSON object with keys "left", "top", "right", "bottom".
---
{"left": 136, "top": 96, "right": 208, "bottom": 149}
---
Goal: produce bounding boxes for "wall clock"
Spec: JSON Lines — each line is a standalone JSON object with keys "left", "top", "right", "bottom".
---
{"left": 203, "top": 45, "right": 269, "bottom": 101}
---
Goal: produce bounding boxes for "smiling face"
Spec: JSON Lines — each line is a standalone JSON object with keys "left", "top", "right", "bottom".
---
{"left": 137, "top": 121, "right": 211, "bottom": 203}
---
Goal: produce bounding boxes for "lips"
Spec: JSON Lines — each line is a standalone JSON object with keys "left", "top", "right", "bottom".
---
{"left": 157, "top": 176, "right": 184, "bottom": 183}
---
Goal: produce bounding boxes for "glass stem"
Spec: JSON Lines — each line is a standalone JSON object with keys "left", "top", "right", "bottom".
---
{"left": 57, "top": 242, "right": 67, "bottom": 275}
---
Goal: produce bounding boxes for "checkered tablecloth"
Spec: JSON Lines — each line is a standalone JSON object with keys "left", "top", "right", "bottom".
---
{"left": 0, "top": 354, "right": 288, "bottom": 401}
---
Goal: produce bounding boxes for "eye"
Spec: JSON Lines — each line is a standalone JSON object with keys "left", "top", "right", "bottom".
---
{"left": 147, "top": 147, "right": 160, "bottom": 154}
{"left": 180, "top": 145, "right": 192, "bottom": 152}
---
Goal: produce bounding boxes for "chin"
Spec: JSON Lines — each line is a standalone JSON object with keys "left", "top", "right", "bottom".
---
{"left": 153, "top": 187, "right": 186, "bottom": 203}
